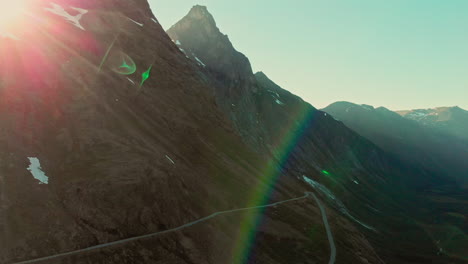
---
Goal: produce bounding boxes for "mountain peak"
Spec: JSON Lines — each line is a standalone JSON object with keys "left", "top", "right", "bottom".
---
{"left": 187, "top": 5, "right": 209, "bottom": 18}
{"left": 167, "top": 5, "right": 253, "bottom": 80}
{"left": 183, "top": 5, "right": 217, "bottom": 29}
{"left": 167, "top": 5, "right": 222, "bottom": 44}
{"left": 254, "top": 71, "right": 270, "bottom": 81}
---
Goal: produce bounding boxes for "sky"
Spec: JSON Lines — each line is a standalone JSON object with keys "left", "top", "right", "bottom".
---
{"left": 148, "top": 0, "right": 468, "bottom": 110}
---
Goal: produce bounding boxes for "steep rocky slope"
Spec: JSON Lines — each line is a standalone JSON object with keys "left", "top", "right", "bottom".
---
{"left": 168, "top": 5, "right": 467, "bottom": 264}
{"left": 167, "top": 5, "right": 266, "bottom": 152}
{"left": 0, "top": 1, "right": 388, "bottom": 264}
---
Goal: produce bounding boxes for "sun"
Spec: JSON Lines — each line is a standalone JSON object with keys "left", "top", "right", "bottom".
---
{"left": 0, "top": 1, "right": 28, "bottom": 34}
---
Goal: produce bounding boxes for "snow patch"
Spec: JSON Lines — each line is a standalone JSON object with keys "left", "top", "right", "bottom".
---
{"left": 353, "top": 180, "right": 359, "bottom": 185}
{"left": 126, "top": 77, "right": 135, "bottom": 85}
{"left": 151, "top": 18, "right": 158, "bottom": 24}
{"left": 128, "top": 18, "right": 144, "bottom": 27}
{"left": 268, "top": 90, "right": 280, "bottom": 98}
{"left": 194, "top": 56, "right": 206, "bottom": 67}
{"left": 407, "top": 112, "right": 428, "bottom": 119}
{"left": 27, "top": 157, "right": 49, "bottom": 184}
{"left": 165, "top": 155, "right": 175, "bottom": 164}
{"left": 175, "top": 40, "right": 181, "bottom": 46}
{"left": 275, "top": 99, "right": 284, "bottom": 105}
{"left": 45, "top": 3, "right": 88, "bottom": 30}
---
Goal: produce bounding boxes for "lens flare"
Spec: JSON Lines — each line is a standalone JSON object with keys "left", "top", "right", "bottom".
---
{"left": 107, "top": 50, "right": 136, "bottom": 75}
{"left": 0, "top": 1, "right": 28, "bottom": 36}
{"left": 140, "top": 65, "right": 152, "bottom": 87}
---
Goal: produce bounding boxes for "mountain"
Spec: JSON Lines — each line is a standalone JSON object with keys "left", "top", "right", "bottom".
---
{"left": 168, "top": 6, "right": 467, "bottom": 264}
{"left": 397, "top": 106, "right": 468, "bottom": 142}
{"left": 323, "top": 102, "right": 468, "bottom": 185}
{"left": 167, "top": 5, "right": 253, "bottom": 81}
{"left": 323, "top": 101, "right": 468, "bottom": 261}
{"left": 1, "top": 2, "right": 387, "bottom": 263}
{"left": 167, "top": 5, "right": 264, "bottom": 152}
{"left": 0, "top": 1, "right": 465, "bottom": 264}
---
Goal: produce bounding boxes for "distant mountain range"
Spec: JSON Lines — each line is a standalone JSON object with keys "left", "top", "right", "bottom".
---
{"left": 323, "top": 102, "right": 468, "bottom": 185}
{"left": 397, "top": 106, "right": 468, "bottom": 142}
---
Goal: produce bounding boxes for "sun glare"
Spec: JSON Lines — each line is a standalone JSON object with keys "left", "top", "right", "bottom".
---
{"left": 0, "top": 1, "right": 28, "bottom": 34}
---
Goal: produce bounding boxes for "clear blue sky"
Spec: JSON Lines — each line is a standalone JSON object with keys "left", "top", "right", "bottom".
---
{"left": 148, "top": 0, "right": 468, "bottom": 110}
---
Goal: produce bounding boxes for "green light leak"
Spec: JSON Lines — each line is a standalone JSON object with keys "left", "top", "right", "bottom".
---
{"left": 119, "top": 59, "right": 131, "bottom": 70}
{"left": 322, "top": 170, "right": 330, "bottom": 175}
{"left": 140, "top": 65, "right": 152, "bottom": 87}
{"left": 115, "top": 58, "right": 136, "bottom": 75}
{"left": 111, "top": 52, "right": 136, "bottom": 75}
{"left": 98, "top": 33, "right": 120, "bottom": 72}
{"left": 98, "top": 33, "right": 136, "bottom": 75}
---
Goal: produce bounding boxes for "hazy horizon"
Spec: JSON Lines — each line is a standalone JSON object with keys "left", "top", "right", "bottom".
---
{"left": 149, "top": 0, "right": 468, "bottom": 111}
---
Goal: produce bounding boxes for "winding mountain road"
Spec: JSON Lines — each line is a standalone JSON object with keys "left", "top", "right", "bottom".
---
{"left": 12, "top": 191, "right": 336, "bottom": 264}
{"left": 309, "top": 192, "right": 337, "bottom": 264}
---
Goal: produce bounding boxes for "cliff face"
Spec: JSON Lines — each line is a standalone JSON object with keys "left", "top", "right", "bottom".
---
{"left": 168, "top": 6, "right": 266, "bottom": 151}
{"left": 167, "top": 5, "right": 254, "bottom": 82}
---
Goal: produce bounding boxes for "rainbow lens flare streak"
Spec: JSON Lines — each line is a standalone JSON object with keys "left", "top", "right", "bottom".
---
{"left": 231, "top": 104, "right": 319, "bottom": 263}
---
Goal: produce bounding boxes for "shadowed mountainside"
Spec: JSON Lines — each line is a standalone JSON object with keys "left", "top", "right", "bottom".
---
{"left": 168, "top": 5, "right": 467, "bottom": 263}
{"left": 323, "top": 102, "right": 468, "bottom": 185}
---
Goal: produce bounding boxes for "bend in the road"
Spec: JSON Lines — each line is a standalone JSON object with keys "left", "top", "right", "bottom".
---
{"left": 309, "top": 191, "right": 337, "bottom": 264}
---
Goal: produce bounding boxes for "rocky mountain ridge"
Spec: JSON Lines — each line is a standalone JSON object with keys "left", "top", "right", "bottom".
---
{"left": 397, "top": 106, "right": 468, "bottom": 141}
{"left": 168, "top": 5, "right": 466, "bottom": 264}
